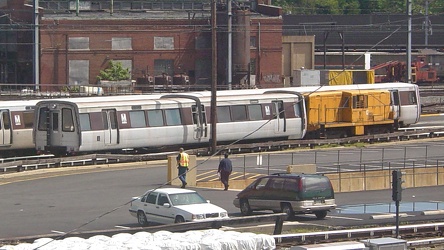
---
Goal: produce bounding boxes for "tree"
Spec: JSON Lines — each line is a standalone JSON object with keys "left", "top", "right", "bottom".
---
{"left": 97, "top": 61, "right": 130, "bottom": 81}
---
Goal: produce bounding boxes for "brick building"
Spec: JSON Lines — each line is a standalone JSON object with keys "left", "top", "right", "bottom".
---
{"left": 38, "top": 1, "right": 284, "bottom": 90}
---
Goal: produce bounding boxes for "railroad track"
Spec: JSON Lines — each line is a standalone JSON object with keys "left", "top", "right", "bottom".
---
{"left": 274, "top": 222, "right": 444, "bottom": 249}
{"left": 1, "top": 127, "right": 444, "bottom": 174}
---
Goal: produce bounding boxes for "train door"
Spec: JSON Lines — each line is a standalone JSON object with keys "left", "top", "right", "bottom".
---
{"left": 390, "top": 90, "right": 400, "bottom": 120}
{"left": 0, "top": 110, "right": 12, "bottom": 146}
{"left": 192, "top": 104, "right": 207, "bottom": 140}
{"left": 272, "top": 100, "right": 286, "bottom": 133}
{"left": 102, "top": 109, "right": 119, "bottom": 145}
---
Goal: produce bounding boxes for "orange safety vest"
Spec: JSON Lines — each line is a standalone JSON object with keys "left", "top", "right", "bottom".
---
{"left": 179, "top": 152, "right": 189, "bottom": 167}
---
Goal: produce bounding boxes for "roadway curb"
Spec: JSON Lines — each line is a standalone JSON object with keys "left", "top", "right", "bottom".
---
{"left": 370, "top": 213, "right": 408, "bottom": 219}
{"left": 422, "top": 210, "right": 444, "bottom": 216}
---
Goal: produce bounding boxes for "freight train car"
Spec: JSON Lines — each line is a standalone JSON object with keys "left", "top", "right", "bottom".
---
{"left": 33, "top": 83, "right": 420, "bottom": 155}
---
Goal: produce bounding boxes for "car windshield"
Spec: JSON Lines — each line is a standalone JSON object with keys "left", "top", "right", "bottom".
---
{"left": 169, "top": 192, "right": 207, "bottom": 206}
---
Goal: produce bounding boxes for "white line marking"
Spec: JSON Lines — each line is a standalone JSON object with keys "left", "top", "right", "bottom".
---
{"left": 51, "top": 230, "right": 66, "bottom": 234}
{"left": 115, "top": 225, "right": 130, "bottom": 229}
{"left": 327, "top": 216, "right": 363, "bottom": 221}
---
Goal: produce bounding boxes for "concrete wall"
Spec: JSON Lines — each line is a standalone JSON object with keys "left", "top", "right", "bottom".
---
{"left": 197, "top": 165, "right": 444, "bottom": 193}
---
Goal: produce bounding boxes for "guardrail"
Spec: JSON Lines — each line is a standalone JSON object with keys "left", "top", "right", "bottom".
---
{"left": 274, "top": 222, "right": 444, "bottom": 246}
{"left": 0, "top": 213, "right": 287, "bottom": 245}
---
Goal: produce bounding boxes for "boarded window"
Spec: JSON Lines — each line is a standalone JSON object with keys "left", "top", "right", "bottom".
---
{"left": 112, "top": 37, "right": 132, "bottom": 50}
{"left": 147, "top": 110, "right": 163, "bottom": 127}
{"left": 69, "top": 60, "right": 89, "bottom": 85}
{"left": 154, "top": 37, "right": 174, "bottom": 50}
{"left": 68, "top": 37, "right": 89, "bottom": 50}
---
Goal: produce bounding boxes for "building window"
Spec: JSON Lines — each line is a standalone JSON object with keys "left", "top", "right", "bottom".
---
{"left": 69, "top": 60, "right": 89, "bottom": 85}
{"left": 195, "top": 33, "right": 211, "bottom": 49}
{"left": 112, "top": 37, "right": 132, "bottom": 50}
{"left": 250, "top": 58, "right": 256, "bottom": 74}
{"left": 250, "top": 36, "right": 256, "bottom": 48}
{"left": 154, "top": 37, "right": 174, "bottom": 50}
{"left": 68, "top": 37, "right": 89, "bottom": 50}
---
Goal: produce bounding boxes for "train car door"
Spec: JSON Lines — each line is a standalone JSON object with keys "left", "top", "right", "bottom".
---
{"left": 102, "top": 109, "right": 119, "bottom": 145}
{"left": 272, "top": 100, "right": 286, "bottom": 133}
{"left": 0, "top": 110, "right": 11, "bottom": 146}
{"left": 390, "top": 90, "right": 400, "bottom": 120}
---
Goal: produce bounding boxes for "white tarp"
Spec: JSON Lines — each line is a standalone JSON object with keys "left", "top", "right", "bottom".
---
{"left": 0, "top": 229, "right": 276, "bottom": 250}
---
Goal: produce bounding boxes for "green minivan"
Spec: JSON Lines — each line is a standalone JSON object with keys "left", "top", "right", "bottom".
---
{"left": 233, "top": 173, "right": 336, "bottom": 219}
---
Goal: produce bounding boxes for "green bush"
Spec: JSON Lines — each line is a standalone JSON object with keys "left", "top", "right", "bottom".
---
{"left": 97, "top": 61, "right": 130, "bottom": 81}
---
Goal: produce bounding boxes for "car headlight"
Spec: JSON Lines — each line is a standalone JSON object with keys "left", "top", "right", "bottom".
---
{"left": 192, "top": 214, "right": 205, "bottom": 220}
{"left": 220, "top": 212, "right": 228, "bottom": 218}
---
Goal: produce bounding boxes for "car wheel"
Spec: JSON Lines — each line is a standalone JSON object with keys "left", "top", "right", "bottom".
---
{"left": 314, "top": 210, "right": 328, "bottom": 219}
{"left": 175, "top": 216, "right": 185, "bottom": 223}
{"left": 137, "top": 211, "right": 148, "bottom": 226}
{"left": 281, "top": 203, "right": 294, "bottom": 220}
{"left": 240, "top": 199, "right": 252, "bottom": 216}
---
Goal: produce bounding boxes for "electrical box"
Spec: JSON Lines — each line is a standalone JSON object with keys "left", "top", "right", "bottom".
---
{"left": 360, "top": 237, "right": 407, "bottom": 250}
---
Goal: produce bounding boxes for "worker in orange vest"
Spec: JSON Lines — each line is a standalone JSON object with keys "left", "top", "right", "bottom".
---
{"left": 177, "top": 148, "right": 190, "bottom": 188}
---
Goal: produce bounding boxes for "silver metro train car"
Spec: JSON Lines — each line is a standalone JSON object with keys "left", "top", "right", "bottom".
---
{"left": 33, "top": 91, "right": 306, "bottom": 155}
{"left": 0, "top": 99, "right": 39, "bottom": 157}
{"left": 33, "top": 82, "right": 421, "bottom": 155}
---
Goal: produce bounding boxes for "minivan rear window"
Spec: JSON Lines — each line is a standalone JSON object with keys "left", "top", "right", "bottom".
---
{"left": 301, "top": 176, "right": 333, "bottom": 199}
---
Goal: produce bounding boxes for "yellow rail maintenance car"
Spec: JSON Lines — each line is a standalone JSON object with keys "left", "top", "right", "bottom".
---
{"left": 305, "top": 89, "right": 395, "bottom": 139}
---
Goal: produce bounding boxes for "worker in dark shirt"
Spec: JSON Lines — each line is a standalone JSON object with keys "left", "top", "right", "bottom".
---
{"left": 218, "top": 153, "right": 232, "bottom": 191}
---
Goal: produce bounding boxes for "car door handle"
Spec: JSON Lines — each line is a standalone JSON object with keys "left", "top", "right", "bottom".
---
{"left": 144, "top": 204, "right": 147, "bottom": 206}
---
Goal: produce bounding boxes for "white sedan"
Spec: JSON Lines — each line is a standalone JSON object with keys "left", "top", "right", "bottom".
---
{"left": 129, "top": 188, "right": 229, "bottom": 226}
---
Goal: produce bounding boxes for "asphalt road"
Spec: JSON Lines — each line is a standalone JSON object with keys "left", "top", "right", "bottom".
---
{"left": 0, "top": 148, "right": 443, "bottom": 239}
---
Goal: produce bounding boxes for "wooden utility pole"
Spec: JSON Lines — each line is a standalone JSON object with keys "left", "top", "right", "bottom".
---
{"left": 210, "top": 0, "right": 217, "bottom": 153}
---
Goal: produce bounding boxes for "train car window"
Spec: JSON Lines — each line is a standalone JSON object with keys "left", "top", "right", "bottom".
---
{"left": 293, "top": 103, "right": 301, "bottom": 118}
{"left": 102, "top": 112, "right": 108, "bottom": 129}
{"left": 79, "top": 114, "right": 91, "bottom": 131}
{"left": 129, "top": 111, "right": 146, "bottom": 128}
{"left": 217, "top": 106, "right": 231, "bottom": 123}
{"left": 165, "top": 109, "right": 181, "bottom": 126}
{"left": 23, "top": 111, "right": 34, "bottom": 128}
{"left": 147, "top": 110, "right": 164, "bottom": 127}
{"left": 248, "top": 104, "right": 263, "bottom": 120}
{"left": 399, "top": 91, "right": 417, "bottom": 105}
{"left": 231, "top": 105, "right": 247, "bottom": 121}
{"left": 62, "top": 108, "right": 75, "bottom": 132}
{"left": 38, "top": 108, "right": 49, "bottom": 131}
{"left": 110, "top": 110, "right": 118, "bottom": 129}
{"left": 52, "top": 113, "right": 59, "bottom": 131}
{"left": 2, "top": 112, "right": 10, "bottom": 129}
{"left": 191, "top": 105, "right": 207, "bottom": 125}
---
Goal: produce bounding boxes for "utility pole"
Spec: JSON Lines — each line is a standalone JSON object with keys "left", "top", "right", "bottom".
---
{"left": 210, "top": 0, "right": 217, "bottom": 154}
{"left": 33, "top": 0, "right": 39, "bottom": 90}
{"left": 227, "top": 0, "right": 232, "bottom": 90}
{"left": 407, "top": 0, "right": 412, "bottom": 83}
{"left": 424, "top": 0, "right": 429, "bottom": 48}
